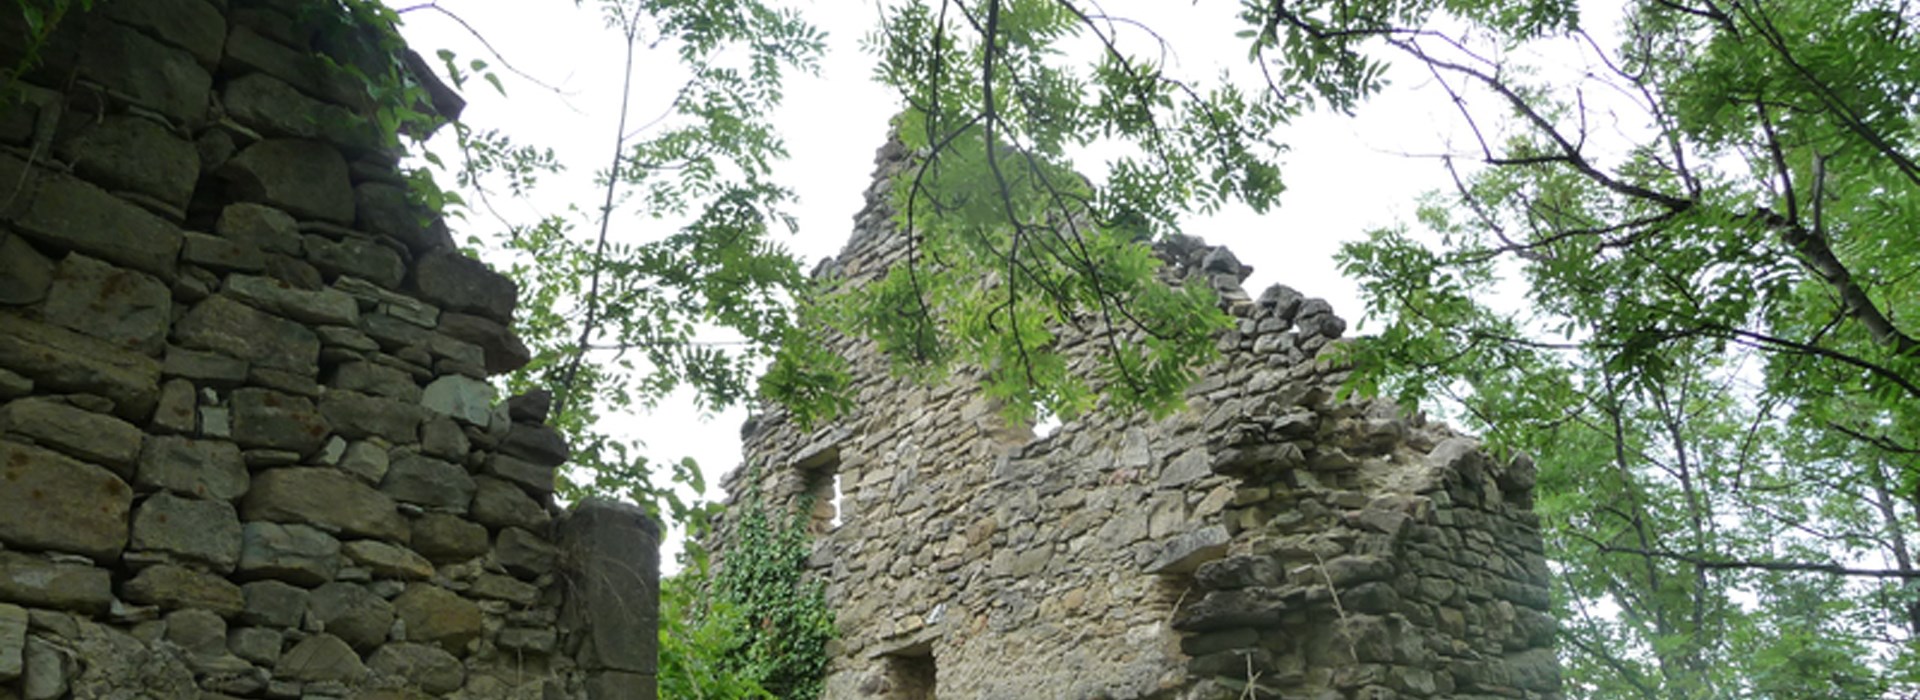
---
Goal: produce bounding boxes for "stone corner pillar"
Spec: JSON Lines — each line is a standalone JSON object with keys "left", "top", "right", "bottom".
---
{"left": 557, "top": 498, "right": 661, "bottom": 700}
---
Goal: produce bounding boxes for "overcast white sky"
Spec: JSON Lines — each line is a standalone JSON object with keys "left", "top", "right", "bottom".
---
{"left": 386, "top": 1, "right": 1467, "bottom": 565}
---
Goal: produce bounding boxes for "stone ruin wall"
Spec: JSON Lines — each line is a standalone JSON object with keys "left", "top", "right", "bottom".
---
{"left": 719, "top": 140, "right": 1562, "bottom": 699}
{"left": 0, "top": 3, "right": 658, "bottom": 699}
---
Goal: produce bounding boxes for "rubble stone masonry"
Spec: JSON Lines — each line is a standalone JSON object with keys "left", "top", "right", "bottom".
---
{"left": 0, "top": 2, "right": 657, "bottom": 698}
{"left": 719, "top": 140, "right": 1562, "bottom": 699}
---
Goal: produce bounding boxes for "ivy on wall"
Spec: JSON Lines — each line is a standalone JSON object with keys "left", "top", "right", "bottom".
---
{"left": 700, "top": 496, "right": 836, "bottom": 699}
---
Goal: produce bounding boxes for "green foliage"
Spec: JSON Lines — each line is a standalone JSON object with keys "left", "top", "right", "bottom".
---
{"left": 1315, "top": 0, "right": 1920, "bottom": 695}
{"left": 658, "top": 573, "right": 778, "bottom": 699}
{"left": 692, "top": 495, "right": 834, "bottom": 699}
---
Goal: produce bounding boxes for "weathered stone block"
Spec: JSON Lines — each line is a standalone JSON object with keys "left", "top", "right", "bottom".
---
{"left": 392, "top": 584, "right": 480, "bottom": 654}
{"left": 483, "top": 452, "right": 555, "bottom": 497}
{"left": 437, "top": 312, "right": 531, "bottom": 375}
{"left": 420, "top": 374, "right": 494, "bottom": 427}
{"left": 354, "top": 182, "right": 442, "bottom": 254}
{"left": 151, "top": 377, "right": 197, "bottom": 434}
{"left": 559, "top": 499, "right": 659, "bottom": 674}
{"left": 408, "top": 513, "right": 489, "bottom": 564}
{"left": 318, "top": 390, "right": 424, "bottom": 444}
{"left": 77, "top": 18, "right": 212, "bottom": 125}
{"left": 0, "top": 603, "right": 23, "bottom": 682}
{"left": 495, "top": 527, "right": 557, "bottom": 579}
{"left": 100, "top": 0, "right": 226, "bottom": 67}
{"left": 583, "top": 670, "right": 659, "bottom": 700}
{"left": 1146, "top": 525, "right": 1230, "bottom": 575}
{"left": 471, "top": 476, "right": 548, "bottom": 531}
{"left": 274, "top": 633, "right": 368, "bottom": 683}
{"left": 132, "top": 491, "right": 244, "bottom": 572}
{"left": 122, "top": 564, "right": 245, "bottom": 617}
{"left": 239, "top": 580, "right": 310, "bottom": 628}
{"left": 173, "top": 294, "right": 319, "bottom": 375}
{"left": 225, "top": 274, "right": 359, "bottom": 326}
{"left": 419, "top": 416, "right": 468, "bottom": 459}
{"left": 243, "top": 468, "right": 409, "bottom": 543}
{"left": 0, "top": 552, "right": 112, "bottom": 614}
{"left": 1, "top": 154, "right": 182, "bottom": 284}
{"left": 339, "top": 440, "right": 391, "bottom": 485}
{"left": 57, "top": 114, "right": 199, "bottom": 212}
{"left": 219, "top": 139, "right": 354, "bottom": 224}
{"left": 500, "top": 423, "right": 569, "bottom": 467}
{"left": 378, "top": 452, "right": 474, "bottom": 511}
{"left": 223, "top": 73, "right": 378, "bottom": 151}
{"left": 309, "top": 582, "right": 394, "bottom": 652}
{"left": 215, "top": 202, "right": 303, "bottom": 255}
{"left": 43, "top": 254, "right": 171, "bottom": 355}
{"left": 227, "top": 626, "right": 283, "bottom": 666}
{"left": 135, "top": 434, "right": 249, "bottom": 501}
{"left": 341, "top": 540, "right": 432, "bottom": 581}
{"left": 411, "top": 249, "right": 515, "bottom": 324}
{"left": 0, "top": 314, "right": 160, "bottom": 421}
{"left": 222, "top": 24, "right": 367, "bottom": 110}
{"left": 231, "top": 387, "right": 330, "bottom": 456}
{"left": 0, "top": 233, "right": 53, "bottom": 305}
{"left": 468, "top": 574, "right": 537, "bottom": 606}
{"left": 181, "top": 231, "right": 267, "bottom": 273}
{"left": 1171, "top": 587, "right": 1296, "bottom": 633}
{"left": 0, "top": 440, "right": 132, "bottom": 561}
{"left": 0, "top": 396, "right": 143, "bottom": 476}
{"left": 367, "top": 642, "right": 465, "bottom": 694}
{"left": 305, "top": 233, "right": 404, "bottom": 289}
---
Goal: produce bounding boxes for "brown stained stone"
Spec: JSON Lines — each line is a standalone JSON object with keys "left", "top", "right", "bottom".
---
{"left": 43, "top": 254, "right": 171, "bottom": 356}
{"left": 136, "top": 435, "right": 249, "bottom": 501}
{"left": 0, "top": 308, "right": 161, "bottom": 418}
{"left": 243, "top": 468, "right": 409, "bottom": 543}
{"left": 230, "top": 388, "right": 330, "bottom": 456}
{"left": 151, "top": 377, "right": 197, "bottom": 434}
{"left": 0, "top": 396, "right": 144, "bottom": 477}
{"left": 0, "top": 440, "right": 132, "bottom": 561}
{"left": 391, "top": 585, "right": 481, "bottom": 655}
{"left": 219, "top": 139, "right": 355, "bottom": 224}
{"left": 122, "top": 564, "right": 245, "bottom": 617}
{"left": 173, "top": 295, "right": 319, "bottom": 376}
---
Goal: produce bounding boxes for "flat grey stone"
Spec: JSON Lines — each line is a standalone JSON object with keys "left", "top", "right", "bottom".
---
{"left": 237, "top": 521, "right": 342, "bottom": 587}
{"left": 225, "top": 274, "right": 359, "bottom": 326}
{"left": 242, "top": 467, "right": 409, "bottom": 543}
{"left": 215, "top": 203, "right": 302, "bottom": 255}
{"left": 121, "top": 563, "right": 244, "bottom": 617}
{"left": 135, "top": 434, "right": 248, "bottom": 501}
{"left": 470, "top": 476, "right": 547, "bottom": 531}
{"left": 56, "top": 114, "right": 199, "bottom": 212}
{"left": 43, "top": 254, "right": 171, "bottom": 355}
{"left": 0, "top": 603, "right": 23, "bottom": 682}
{"left": 239, "top": 580, "right": 309, "bottom": 628}
{"left": 411, "top": 249, "right": 515, "bottom": 323}
{"left": 308, "top": 582, "right": 394, "bottom": 652}
{"left": 305, "top": 233, "right": 404, "bottom": 289}
{"left": 420, "top": 374, "right": 494, "bottom": 427}
{"left": 408, "top": 513, "right": 489, "bottom": 564}
{"left": 181, "top": 231, "right": 266, "bottom": 272}
{"left": 173, "top": 294, "right": 319, "bottom": 375}
{"left": 231, "top": 387, "right": 330, "bottom": 456}
{"left": 379, "top": 452, "right": 475, "bottom": 511}
{"left": 318, "top": 390, "right": 423, "bottom": 443}
{"left": 0, "top": 552, "right": 112, "bottom": 615}
{"left": 77, "top": 18, "right": 211, "bottom": 125}
{"left": 367, "top": 642, "right": 464, "bottom": 693}
{"left": 131, "top": 491, "right": 243, "bottom": 572}
{"left": 1, "top": 152, "right": 182, "bottom": 280}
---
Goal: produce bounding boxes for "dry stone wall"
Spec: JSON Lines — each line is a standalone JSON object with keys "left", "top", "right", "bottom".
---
{"left": 719, "top": 140, "right": 1561, "bottom": 699}
{"left": 0, "top": 3, "right": 657, "bottom": 699}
